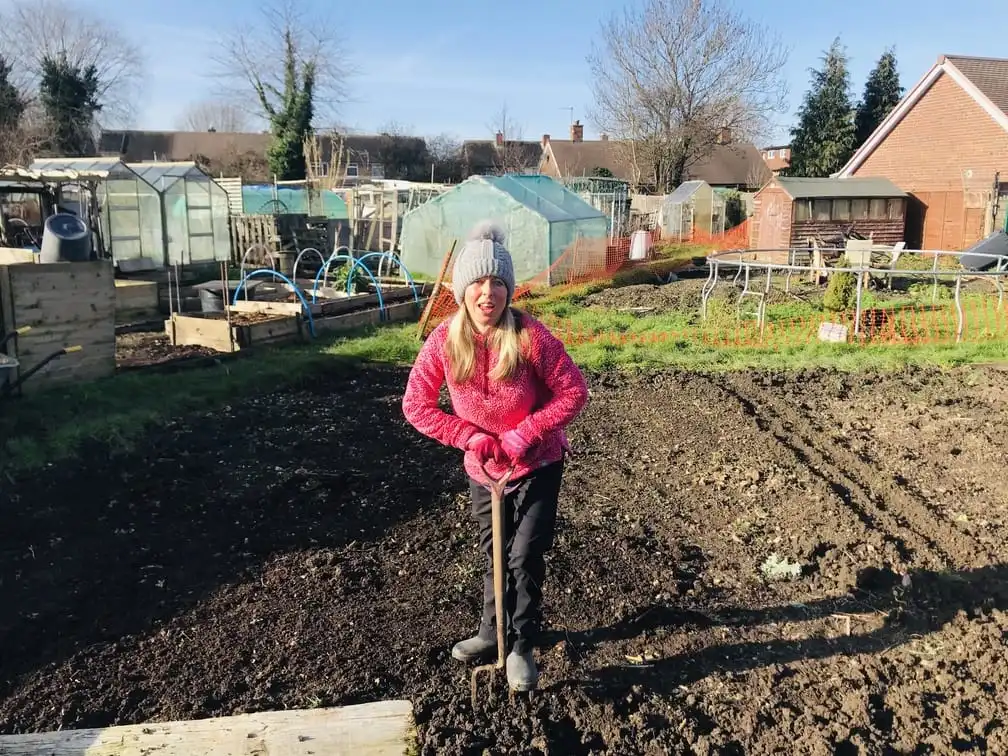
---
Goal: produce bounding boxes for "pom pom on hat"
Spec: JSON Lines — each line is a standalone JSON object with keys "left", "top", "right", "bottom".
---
{"left": 451, "top": 220, "right": 516, "bottom": 305}
{"left": 466, "top": 220, "right": 506, "bottom": 245}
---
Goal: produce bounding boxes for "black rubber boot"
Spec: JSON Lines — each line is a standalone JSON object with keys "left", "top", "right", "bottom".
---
{"left": 506, "top": 649, "right": 538, "bottom": 691}
{"left": 451, "top": 633, "right": 497, "bottom": 662}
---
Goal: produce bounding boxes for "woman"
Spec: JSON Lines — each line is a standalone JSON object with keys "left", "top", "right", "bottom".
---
{"left": 401, "top": 221, "right": 589, "bottom": 691}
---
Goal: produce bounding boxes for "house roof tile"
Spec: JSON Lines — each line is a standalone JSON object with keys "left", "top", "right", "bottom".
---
{"left": 545, "top": 138, "right": 770, "bottom": 188}
{"left": 945, "top": 55, "right": 1008, "bottom": 117}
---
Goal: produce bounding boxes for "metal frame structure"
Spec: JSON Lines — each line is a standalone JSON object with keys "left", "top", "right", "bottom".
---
{"left": 20, "top": 158, "right": 162, "bottom": 262}
{"left": 560, "top": 175, "right": 631, "bottom": 238}
{"left": 127, "top": 161, "right": 232, "bottom": 266}
{"left": 701, "top": 247, "right": 1008, "bottom": 342}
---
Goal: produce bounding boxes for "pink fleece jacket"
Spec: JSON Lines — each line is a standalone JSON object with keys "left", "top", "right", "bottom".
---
{"left": 402, "top": 312, "right": 589, "bottom": 484}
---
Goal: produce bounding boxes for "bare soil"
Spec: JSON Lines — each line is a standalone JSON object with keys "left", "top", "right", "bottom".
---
{"left": 116, "top": 331, "right": 220, "bottom": 369}
{"left": 580, "top": 278, "right": 824, "bottom": 317}
{"left": 1, "top": 363, "right": 1006, "bottom": 754}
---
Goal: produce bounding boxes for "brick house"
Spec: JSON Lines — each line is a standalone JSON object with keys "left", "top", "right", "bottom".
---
{"left": 761, "top": 145, "right": 791, "bottom": 175}
{"left": 836, "top": 54, "right": 1008, "bottom": 250}
{"left": 750, "top": 176, "right": 908, "bottom": 255}
{"left": 538, "top": 121, "right": 770, "bottom": 192}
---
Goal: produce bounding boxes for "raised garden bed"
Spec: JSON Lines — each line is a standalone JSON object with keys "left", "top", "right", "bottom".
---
{"left": 165, "top": 311, "right": 301, "bottom": 352}
{"left": 238, "top": 279, "right": 432, "bottom": 318}
{"left": 167, "top": 296, "right": 428, "bottom": 352}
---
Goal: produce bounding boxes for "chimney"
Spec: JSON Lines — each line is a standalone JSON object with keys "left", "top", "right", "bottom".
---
{"left": 495, "top": 131, "right": 504, "bottom": 146}
{"left": 570, "top": 120, "right": 584, "bottom": 143}
{"left": 716, "top": 126, "right": 732, "bottom": 145}
{"left": 542, "top": 133, "right": 550, "bottom": 147}
{"left": 600, "top": 133, "right": 609, "bottom": 141}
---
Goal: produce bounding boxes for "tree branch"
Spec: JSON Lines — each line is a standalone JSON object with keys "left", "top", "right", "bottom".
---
{"left": 210, "top": 0, "right": 354, "bottom": 129}
{"left": 0, "top": 0, "right": 143, "bottom": 127}
{"left": 587, "top": 0, "right": 788, "bottom": 192}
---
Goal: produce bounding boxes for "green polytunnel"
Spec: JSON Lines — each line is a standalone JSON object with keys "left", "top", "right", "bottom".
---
{"left": 398, "top": 174, "right": 610, "bottom": 283}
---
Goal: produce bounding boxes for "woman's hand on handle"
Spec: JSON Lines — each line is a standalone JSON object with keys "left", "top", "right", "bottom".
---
{"left": 466, "top": 432, "right": 507, "bottom": 466}
{"left": 499, "top": 428, "right": 533, "bottom": 462}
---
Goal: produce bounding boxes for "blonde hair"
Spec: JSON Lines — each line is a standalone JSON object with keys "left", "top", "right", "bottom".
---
{"left": 446, "top": 305, "right": 530, "bottom": 384}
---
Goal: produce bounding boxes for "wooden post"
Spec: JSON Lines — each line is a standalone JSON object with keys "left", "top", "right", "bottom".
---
{"left": 416, "top": 239, "right": 457, "bottom": 340}
{"left": 221, "top": 261, "right": 235, "bottom": 353}
{"left": 0, "top": 263, "right": 15, "bottom": 339}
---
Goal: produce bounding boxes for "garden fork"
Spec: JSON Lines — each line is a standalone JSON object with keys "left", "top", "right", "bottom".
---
{"left": 470, "top": 462, "right": 515, "bottom": 709}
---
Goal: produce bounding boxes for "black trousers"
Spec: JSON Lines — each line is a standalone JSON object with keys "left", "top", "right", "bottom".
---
{"left": 468, "top": 457, "right": 564, "bottom": 654}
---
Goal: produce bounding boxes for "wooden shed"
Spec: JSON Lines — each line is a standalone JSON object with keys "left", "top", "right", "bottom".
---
{"left": 750, "top": 177, "right": 908, "bottom": 256}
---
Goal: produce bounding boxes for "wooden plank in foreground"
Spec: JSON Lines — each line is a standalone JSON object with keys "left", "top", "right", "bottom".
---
{"left": 0, "top": 700, "right": 415, "bottom": 756}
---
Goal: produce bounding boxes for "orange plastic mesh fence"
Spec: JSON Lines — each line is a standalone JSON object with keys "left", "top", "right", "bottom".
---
{"left": 687, "top": 220, "right": 750, "bottom": 250}
{"left": 532, "top": 297, "right": 1008, "bottom": 350}
{"left": 417, "top": 222, "right": 751, "bottom": 338}
{"left": 413, "top": 219, "right": 1008, "bottom": 350}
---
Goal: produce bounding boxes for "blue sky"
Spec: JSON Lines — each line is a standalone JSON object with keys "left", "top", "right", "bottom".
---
{"left": 69, "top": 0, "right": 1005, "bottom": 146}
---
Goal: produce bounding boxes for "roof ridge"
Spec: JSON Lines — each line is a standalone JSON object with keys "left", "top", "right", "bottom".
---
{"left": 944, "top": 53, "right": 1008, "bottom": 64}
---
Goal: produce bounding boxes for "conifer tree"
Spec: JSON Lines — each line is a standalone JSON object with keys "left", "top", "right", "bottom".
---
{"left": 39, "top": 53, "right": 102, "bottom": 156}
{"left": 855, "top": 49, "right": 903, "bottom": 146}
{"left": 0, "top": 56, "right": 25, "bottom": 130}
{"left": 787, "top": 38, "right": 856, "bottom": 177}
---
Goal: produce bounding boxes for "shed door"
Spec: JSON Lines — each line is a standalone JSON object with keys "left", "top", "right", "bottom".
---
{"left": 757, "top": 194, "right": 788, "bottom": 250}
{"left": 919, "top": 191, "right": 983, "bottom": 251}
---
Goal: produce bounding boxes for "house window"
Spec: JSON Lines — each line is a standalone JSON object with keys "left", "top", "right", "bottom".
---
{"left": 813, "top": 199, "right": 832, "bottom": 221}
{"left": 851, "top": 199, "right": 869, "bottom": 220}
{"left": 832, "top": 199, "right": 851, "bottom": 221}
{"left": 767, "top": 149, "right": 775, "bottom": 159}
{"left": 346, "top": 163, "right": 359, "bottom": 177}
{"left": 887, "top": 199, "right": 905, "bottom": 220}
{"left": 869, "top": 199, "right": 887, "bottom": 219}
{"left": 794, "top": 199, "right": 811, "bottom": 222}
{"left": 371, "top": 164, "right": 385, "bottom": 179}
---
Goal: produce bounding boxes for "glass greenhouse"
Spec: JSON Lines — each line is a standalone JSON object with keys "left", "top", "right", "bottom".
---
{"left": 398, "top": 174, "right": 609, "bottom": 283}
{"left": 659, "top": 180, "right": 726, "bottom": 242}
{"left": 128, "top": 162, "right": 232, "bottom": 265}
{"left": 28, "top": 157, "right": 164, "bottom": 266}
{"left": 561, "top": 175, "right": 632, "bottom": 237}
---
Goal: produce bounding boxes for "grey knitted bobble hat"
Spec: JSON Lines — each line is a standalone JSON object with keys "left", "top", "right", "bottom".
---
{"left": 451, "top": 221, "right": 516, "bottom": 306}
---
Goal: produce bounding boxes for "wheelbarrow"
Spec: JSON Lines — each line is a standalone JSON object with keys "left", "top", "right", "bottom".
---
{"left": 470, "top": 462, "right": 516, "bottom": 709}
{"left": 0, "top": 325, "right": 31, "bottom": 352}
{"left": 1, "top": 325, "right": 82, "bottom": 397}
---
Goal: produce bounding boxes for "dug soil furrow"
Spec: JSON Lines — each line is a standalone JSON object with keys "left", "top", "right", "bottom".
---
{"left": 1, "top": 365, "right": 1006, "bottom": 755}
{"left": 717, "top": 371, "right": 992, "bottom": 572}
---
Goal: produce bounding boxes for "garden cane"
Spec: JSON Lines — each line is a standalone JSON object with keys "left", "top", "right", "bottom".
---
{"left": 470, "top": 463, "right": 515, "bottom": 709}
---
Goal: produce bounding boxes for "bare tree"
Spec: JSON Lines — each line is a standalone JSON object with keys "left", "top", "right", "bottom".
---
{"left": 0, "top": 126, "right": 46, "bottom": 168}
{"left": 177, "top": 100, "right": 251, "bottom": 133}
{"left": 427, "top": 133, "right": 461, "bottom": 163}
{"left": 0, "top": 0, "right": 144, "bottom": 127}
{"left": 424, "top": 132, "right": 462, "bottom": 183}
{"left": 487, "top": 103, "right": 535, "bottom": 175}
{"left": 588, "top": 0, "right": 789, "bottom": 193}
{"left": 210, "top": 0, "right": 353, "bottom": 128}
{"left": 746, "top": 159, "right": 773, "bottom": 192}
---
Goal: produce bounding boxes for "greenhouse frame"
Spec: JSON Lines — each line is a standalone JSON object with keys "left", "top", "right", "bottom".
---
{"left": 560, "top": 175, "right": 632, "bottom": 237}
{"left": 659, "top": 180, "right": 726, "bottom": 242}
{"left": 398, "top": 174, "right": 609, "bottom": 284}
{"left": 27, "top": 157, "right": 165, "bottom": 266}
{"left": 128, "top": 162, "right": 232, "bottom": 266}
